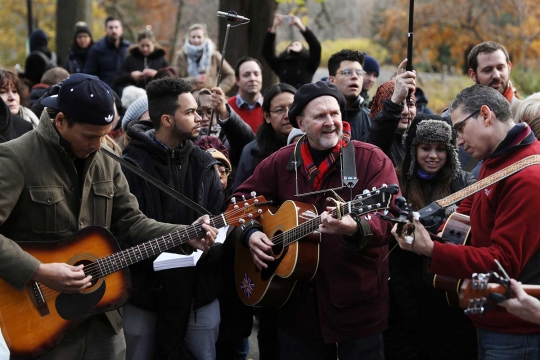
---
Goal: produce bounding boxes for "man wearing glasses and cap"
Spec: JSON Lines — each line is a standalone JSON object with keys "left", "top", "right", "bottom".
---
{"left": 327, "top": 49, "right": 372, "bottom": 141}
{"left": 232, "top": 81, "right": 399, "bottom": 359}
{"left": 392, "top": 84, "right": 540, "bottom": 359}
{"left": 0, "top": 73, "right": 217, "bottom": 359}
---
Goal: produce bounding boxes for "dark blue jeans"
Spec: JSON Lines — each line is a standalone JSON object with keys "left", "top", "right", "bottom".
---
{"left": 477, "top": 328, "right": 540, "bottom": 359}
{"left": 278, "top": 330, "right": 384, "bottom": 360}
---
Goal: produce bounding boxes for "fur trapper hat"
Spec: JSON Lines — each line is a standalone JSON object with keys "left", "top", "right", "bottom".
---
{"left": 402, "top": 114, "right": 461, "bottom": 180}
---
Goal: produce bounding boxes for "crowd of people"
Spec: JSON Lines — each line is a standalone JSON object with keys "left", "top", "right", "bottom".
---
{"left": 1, "top": 10, "right": 540, "bottom": 360}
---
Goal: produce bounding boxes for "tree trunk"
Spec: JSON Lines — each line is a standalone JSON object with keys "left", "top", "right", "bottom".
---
{"left": 56, "top": 0, "right": 93, "bottom": 66}
{"left": 218, "top": 0, "right": 278, "bottom": 96}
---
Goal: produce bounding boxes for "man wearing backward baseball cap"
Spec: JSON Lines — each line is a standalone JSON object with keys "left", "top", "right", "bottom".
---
{"left": 231, "top": 81, "right": 400, "bottom": 359}
{"left": 0, "top": 73, "right": 218, "bottom": 358}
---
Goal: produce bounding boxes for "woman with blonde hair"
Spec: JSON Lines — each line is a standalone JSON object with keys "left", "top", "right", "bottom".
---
{"left": 174, "top": 23, "right": 235, "bottom": 93}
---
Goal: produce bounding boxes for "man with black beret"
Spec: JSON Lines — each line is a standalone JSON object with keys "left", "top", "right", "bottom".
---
{"left": 231, "top": 81, "right": 400, "bottom": 359}
{"left": 0, "top": 73, "right": 217, "bottom": 359}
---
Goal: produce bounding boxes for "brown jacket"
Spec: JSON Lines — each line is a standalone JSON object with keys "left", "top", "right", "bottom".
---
{"left": 0, "top": 110, "right": 191, "bottom": 333}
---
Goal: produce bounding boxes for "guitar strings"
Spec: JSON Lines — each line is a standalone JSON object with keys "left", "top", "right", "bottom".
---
{"left": 36, "top": 205, "right": 264, "bottom": 299}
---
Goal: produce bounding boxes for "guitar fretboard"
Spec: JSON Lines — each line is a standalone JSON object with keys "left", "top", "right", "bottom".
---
{"left": 91, "top": 215, "right": 227, "bottom": 278}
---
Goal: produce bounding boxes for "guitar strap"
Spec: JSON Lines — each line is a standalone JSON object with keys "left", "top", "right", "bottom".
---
{"left": 101, "top": 148, "right": 211, "bottom": 216}
{"left": 420, "top": 154, "right": 540, "bottom": 217}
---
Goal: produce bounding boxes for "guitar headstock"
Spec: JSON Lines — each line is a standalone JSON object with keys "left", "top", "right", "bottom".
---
{"left": 225, "top": 193, "right": 271, "bottom": 226}
{"left": 349, "top": 184, "right": 399, "bottom": 217}
{"left": 459, "top": 272, "right": 510, "bottom": 315}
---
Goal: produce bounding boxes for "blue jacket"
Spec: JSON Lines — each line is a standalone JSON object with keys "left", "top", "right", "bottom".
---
{"left": 84, "top": 36, "right": 131, "bottom": 94}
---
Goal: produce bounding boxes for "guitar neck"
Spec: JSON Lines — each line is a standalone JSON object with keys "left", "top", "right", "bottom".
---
{"left": 523, "top": 285, "right": 540, "bottom": 298}
{"left": 95, "top": 214, "right": 227, "bottom": 278}
{"left": 282, "top": 202, "right": 354, "bottom": 247}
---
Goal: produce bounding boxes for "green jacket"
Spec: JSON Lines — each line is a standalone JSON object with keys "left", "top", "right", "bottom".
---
{"left": 0, "top": 110, "right": 190, "bottom": 332}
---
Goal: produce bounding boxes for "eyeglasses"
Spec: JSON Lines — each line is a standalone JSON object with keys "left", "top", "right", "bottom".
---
{"left": 217, "top": 166, "right": 231, "bottom": 179}
{"left": 196, "top": 109, "right": 213, "bottom": 118}
{"left": 337, "top": 68, "right": 366, "bottom": 78}
{"left": 453, "top": 109, "right": 480, "bottom": 134}
{"left": 269, "top": 107, "right": 290, "bottom": 116}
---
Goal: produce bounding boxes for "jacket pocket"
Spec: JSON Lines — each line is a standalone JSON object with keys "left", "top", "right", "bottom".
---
{"left": 28, "top": 186, "right": 69, "bottom": 233}
{"left": 92, "top": 181, "right": 115, "bottom": 228}
{"left": 328, "top": 244, "right": 380, "bottom": 308}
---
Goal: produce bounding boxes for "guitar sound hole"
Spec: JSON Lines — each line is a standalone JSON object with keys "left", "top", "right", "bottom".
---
{"left": 271, "top": 230, "right": 283, "bottom": 256}
{"left": 73, "top": 259, "right": 99, "bottom": 288}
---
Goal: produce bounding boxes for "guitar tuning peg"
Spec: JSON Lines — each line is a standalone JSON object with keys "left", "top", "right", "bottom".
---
{"left": 231, "top": 198, "right": 237, "bottom": 204}
{"left": 383, "top": 209, "right": 389, "bottom": 216}
{"left": 242, "top": 195, "right": 246, "bottom": 201}
{"left": 382, "top": 183, "right": 387, "bottom": 187}
{"left": 372, "top": 187, "right": 376, "bottom": 191}
{"left": 251, "top": 191, "right": 257, "bottom": 197}
{"left": 363, "top": 189, "right": 369, "bottom": 194}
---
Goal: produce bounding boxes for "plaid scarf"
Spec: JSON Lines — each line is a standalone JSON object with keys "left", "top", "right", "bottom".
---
{"left": 301, "top": 122, "right": 351, "bottom": 190}
{"left": 184, "top": 38, "right": 214, "bottom": 77}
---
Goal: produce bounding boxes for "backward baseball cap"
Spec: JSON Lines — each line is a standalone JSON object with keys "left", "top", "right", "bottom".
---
{"left": 41, "top": 73, "right": 115, "bottom": 125}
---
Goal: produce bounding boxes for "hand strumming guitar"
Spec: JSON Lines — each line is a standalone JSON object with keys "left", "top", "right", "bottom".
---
{"left": 31, "top": 263, "right": 92, "bottom": 293}
{"left": 248, "top": 231, "right": 274, "bottom": 270}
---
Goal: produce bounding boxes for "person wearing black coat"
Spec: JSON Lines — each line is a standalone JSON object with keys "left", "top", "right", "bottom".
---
{"left": 84, "top": 16, "right": 131, "bottom": 95}
{"left": 262, "top": 14, "right": 321, "bottom": 90}
{"left": 385, "top": 114, "right": 477, "bottom": 360}
{"left": 64, "top": 24, "right": 95, "bottom": 74}
{"left": 0, "top": 97, "right": 32, "bottom": 143}
{"left": 114, "top": 29, "right": 169, "bottom": 90}
{"left": 121, "top": 77, "right": 224, "bottom": 360}
{"left": 22, "top": 29, "right": 58, "bottom": 87}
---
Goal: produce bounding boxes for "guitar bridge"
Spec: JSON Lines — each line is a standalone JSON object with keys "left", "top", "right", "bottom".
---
{"left": 28, "top": 281, "right": 50, "bottom": 317}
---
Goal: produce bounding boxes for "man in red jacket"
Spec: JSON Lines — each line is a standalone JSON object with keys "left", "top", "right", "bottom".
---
{"left": 232, "top": 81, "right": 399, "bottom": 359}
{"left": 393, "top": 84, "right": 540, "bottom": 359}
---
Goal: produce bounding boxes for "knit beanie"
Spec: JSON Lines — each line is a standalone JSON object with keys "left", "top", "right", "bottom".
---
{"left": 30, "top": 29, "right": 48, "bottom": 51}
{"left": 121, "top": 85, "right": 147, "bottom": 110}
{"left": 287, "top": 128, "right": 305, "bottom": 145}
{"left": 122, "top": 96, "right": 148, "bottom": 131}
{"left": 363, "top": 55, "right": 380, "bottom": 77}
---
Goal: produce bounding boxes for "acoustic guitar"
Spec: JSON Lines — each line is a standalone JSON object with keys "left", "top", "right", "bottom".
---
{"left": 234, "top": 184, "right": 399, "bottom": 307}
{"left": 0, "top": 195, "right": 269, "bottom": 359}
{"left": 459, "top": 272, "right": 540, "bottom": 314}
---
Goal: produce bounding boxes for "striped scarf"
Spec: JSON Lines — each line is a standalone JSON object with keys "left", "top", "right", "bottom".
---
{"left": 301, "top": 122, "right": 351, "bottom": 190}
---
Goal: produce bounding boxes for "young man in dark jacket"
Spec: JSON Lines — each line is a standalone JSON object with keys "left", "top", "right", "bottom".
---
{"left": 328, "top": 49, "right": 372, "bottom": 141}
{"left": 84, "top": 16, "right": 131, "bottom": 95}
{"left": 121, "top": 77, "right": 224, "bottom": 360}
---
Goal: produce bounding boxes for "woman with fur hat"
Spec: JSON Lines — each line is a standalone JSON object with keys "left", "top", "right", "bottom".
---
{"left": 174, "top": 23, "right": 235, "bottom": 93}
{"left": 64, "top": 22, "right": 95, "bottom": 74}
{"left": 114, "top": 28, "right": 169, "bottom": 89}
{"left": 385, "top": 114, "right": 478, "bottom": 360}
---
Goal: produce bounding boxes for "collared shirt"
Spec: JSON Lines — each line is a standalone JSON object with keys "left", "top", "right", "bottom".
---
{"left": 235, "top": 93, "right": 263, "bottom": 110}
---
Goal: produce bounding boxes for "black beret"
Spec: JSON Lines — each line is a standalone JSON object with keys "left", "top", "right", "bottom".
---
{"left": 288, "top": 81, "right": 346, "bottom": 128}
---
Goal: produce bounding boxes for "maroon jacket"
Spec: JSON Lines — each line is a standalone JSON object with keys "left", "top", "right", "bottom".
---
{"left": 233, "top": 140, "right": 399, "bottom": 343}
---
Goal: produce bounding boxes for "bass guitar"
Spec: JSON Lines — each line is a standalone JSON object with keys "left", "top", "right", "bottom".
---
{"left": 234, "top": 184, "right": 399, "bottom": 307}
{"left": 0, "top": 195, "right": 269, "bottom": 359}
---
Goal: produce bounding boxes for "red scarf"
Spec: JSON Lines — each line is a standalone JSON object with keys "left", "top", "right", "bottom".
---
{"left": 301, "top": 122, "right": 351, "bottom": 190}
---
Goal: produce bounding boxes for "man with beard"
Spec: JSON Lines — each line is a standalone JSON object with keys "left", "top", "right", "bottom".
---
{"left": 227, "top": 57, "right": 264, "bottom": 133}
{"left": 328, "top": 49, "right": 372, "bottom": 140}
{"left": 84, "top": 16, "right": 131, "bottom": 95}
{"left": 232, "top": 81, "right": 399, "bottom": 359}
{"left": 121, "top": 76, "right": 224, "bottom": 359}
{"left": 262, "top": 14, "right": 321, "bottom": 90}
{"left": 467, "top": 41, "right": 522, "bottom": 116}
